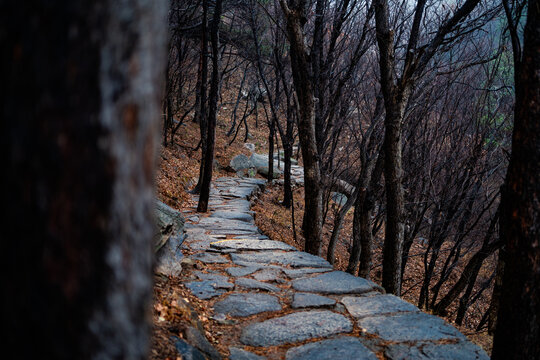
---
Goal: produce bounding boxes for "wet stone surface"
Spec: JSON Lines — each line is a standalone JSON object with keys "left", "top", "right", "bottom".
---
{"left": 292, "top": 271, "right": 382, "bottom": 294}
{"left": 210, "top": 239, "right": 296, "bottom": 252}
{"left": 240, "top": 311, "right": 353, "bottom": 347}
{"left": 358, "top": 312, "right": 466, "bottom": 342}
{"left": 177, "top": 175, "right": 489, "bottom": 360}
{"left": 185, "top": 281, "right": 226, "bottom": 300}
{"left": 229, "top": 347, "right": 266, "bottom": 360}
{"left": 235, "top": 277, "right": 280, "bottom": 292}
{"left": 285, "top": 337, "right": 378, "bottom": 360}
{"left": 214, "top": 293, "right": 282, "bottom": 317}
{"left": 384, "top": 342, "right": 489, "bottom": 360}
{"left": 231, "top": 251, "right": 333, "bottom": 268}
{"left": 341, "top": 294, "right": 418, "bottom": 318}
{"left": 291, "top": 292, "right": 336, "bottom": 309}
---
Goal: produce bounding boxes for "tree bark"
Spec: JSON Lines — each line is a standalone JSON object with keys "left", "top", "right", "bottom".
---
{"left": 492, "top": 2, "right": 540, "bottom": 358}
{"left": 193, "top": 0, "right": 209, "bottom": 195}
{"left": 0, "top": 1, "right": 167, "bottom": 358}
{"left": 198, "top": 0, "right": 223, "bottom": 212}
{"left": 280, "top": 0, "right": 324, "bottom": 255}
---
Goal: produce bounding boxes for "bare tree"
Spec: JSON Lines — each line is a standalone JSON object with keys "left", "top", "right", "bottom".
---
{"left": 198, "top": 0, "right": 224, "bottom": 212}
{"left": 373, "top": 0, "right": 493, "bottom": 295}
{"left": 279, "top": 0, "right": 324, "bottom": 255}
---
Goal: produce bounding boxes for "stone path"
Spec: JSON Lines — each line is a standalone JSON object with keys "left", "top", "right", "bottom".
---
{"left": 179, "top": 177, "right": 489, "bottom": 359}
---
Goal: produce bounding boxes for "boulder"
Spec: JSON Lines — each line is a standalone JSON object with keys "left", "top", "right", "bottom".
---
{"left": 154, "top": 200, "right": 185, "bottom": 275}
{"left": 155, "top": 200, "right": 185, "bottom": 251}
{"left": 230, "top": 154, "right": 254, "bottom": 172}
{"left": 331, "top": 192, "right": 348, "bottom": 206}
{"left": 250, "top": 153, "right": 283, "bottom": 179}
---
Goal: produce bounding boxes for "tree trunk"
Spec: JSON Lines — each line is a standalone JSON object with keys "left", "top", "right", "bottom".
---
{"left": 193, "top": 0, "right": 209, "bottom": 195}
{"left": 1, "top": 1, "right": 167, "bottom": 358}
{"left": 492, "top": 2, "right": 540, "bottom": 358}
{"left": 197, "top": 0, "right": 222, "bottom": 212}
{"left": 280, "top": 0, "right": 323, "bottom": 255}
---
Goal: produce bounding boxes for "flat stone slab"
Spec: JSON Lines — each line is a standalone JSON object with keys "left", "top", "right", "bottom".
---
{"left": 207, "top": 229, "right": 261, "bottom": 236}
{"left": 252, "top": 268, "right": 285, "bottom": 282}
{"left": 229, "top": 347, "right": 266, "bottom": 360}
{"left": 240, "top": 310, "right": 353, "bottom": 346}
{"left": 231, "top": 251, "right": 333, "bottom": 268}
{"left": 235, "top": 277, "right": 280, "bottom": 292}
{"left": 185, "top": 281, "right": 226, "bottom": 300}
{"left": 358, "top": 312, "right": 466, "bottom": 342}
{"left": 191, "top": 252, "right": 229, "bottom": 264}
{"left": 214, "top": 293, "right": 282, "bottom": 317}
{"left": 292, "top": 293, "right": 336, "bottom": 309}
{"left": 198, "top": 218, "right": 260, "bottom": 232}
{"left": 210, "top": 210, "right": 254, "bottom": 223}
{"left": 341, "top": 294, "right": 418, "bottom": 318}
{"left": 292, "top": 271, "right": 382, "bottom": 294}
{"left": 233, "top": 234, "right": 270, "bottom": 240}
{"left": 282, "top": 267, "right": 331, "bottom": 279}
{"left": 385, "top": 342, "right": 489, "bottom": 360}
{"left": 194, "top": 272, "right": 234, "bottom": 289}
{"left": 211, "top": 239, "right": 296, "bottom": 252}
{"left": 226, "top": 265, "right": 262, "bottom": 277}
{"left": 285, "top": 337, "right": 377, "bottom": 360}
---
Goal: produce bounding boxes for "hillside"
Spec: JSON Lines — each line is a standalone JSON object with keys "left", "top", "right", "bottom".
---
{"left": 151, "top": 114, "right": 493, "bottom": 358}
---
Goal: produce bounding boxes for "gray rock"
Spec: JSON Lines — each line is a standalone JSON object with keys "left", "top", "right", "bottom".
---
{"left": 358, "top": 312, "right": 466, "bottom": 342}
{"left": 240, "top": 310, "right": 353, "bottom": 346}
{"left": 174, "top": 337, "right": 206, "bottom": 360}
{"left": 231, "top": 251, "right": 333, "bottom": 268}
{"left": 194, "top": 272, "right": 234, "bottom": 289}
{"left": 230, "top": 347, "right": 266, "bottom": 360}
{"left": 341, "top": 294, "right": 418, "bottom": 318}
{"left": 292, "top": 271, "right": 382, "bottom": 294}
{"left": 210, "top": 239, "right": 296, "bottom": 252}
{"left": 185, "top": 326, "right": 222, "bottom": 360}
{"left": 155, "top": 233, "right": 185, "bottom": 276}
{"left": 257, "top": 165, "right": 283, "bottom": 179}
{"left": 331, "top": 192, "right": 348, "bottom": 206}
{"left": 250, "top": 153, "right": 283, "bottom": 178}
{"left": 198, "top": 218, "right": 259, "bottom": 232}
{"left": 252, "top": 268, "right": 285, "bottom": 282}
{"left": 282, "top": 268, "right": 331, "bottom": 279}
{"left": 292, "top": 293, "right": 336, "bottom": 309}
{"left": 222, "top": 186, "right": 257, "bottom": 199}
{"left": 285, "top": 337, "right": 377, "bottom": 360}
{"left": 191, "top": 252, "right": 230, "bottom": 264}
{"left": 214, "top": 293, "right": 282, "bottom": 317}
{"left": 233, "top": 234, "right": 270, "bottom": 240}
{"left": 155, "top": 200, "right": 185, "bottom": 252}
{"left": 213, "top": 199, "right": 252, "bottom": 212}
{"left": 207, "top": 228, "right": 261, "bottom": 236}
{"left": 226, "top": 266, "right": 261, "bottom": 277}
{"left": 186, "top": 281, "right": 226, "bottom": 300}
{"left": 230, "top": 154, "right": 254, "bottom": 171}
{"left": 249, "top": 153, "right": 269, "bottom": 169}
{"left": 235, "top": 277, "right": 280, "bottom": 292}
{"left": 210, "top": 210, "right": 254, "bottom": 223}
{"left": 385, "top": 342, "right": 489, "bottom": 360}
{"left": 243, "top": 143, "right": 256, "bottom": 152}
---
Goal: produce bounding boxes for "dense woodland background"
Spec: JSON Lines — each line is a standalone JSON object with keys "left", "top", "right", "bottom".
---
{"left": 1, "top": 0, "right": 538, "bottom": 359}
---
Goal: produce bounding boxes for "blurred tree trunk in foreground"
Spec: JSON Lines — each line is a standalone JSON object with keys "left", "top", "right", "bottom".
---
{"left": 0, "top": 1, "right": 168, "bottom": 358}
{"left": 492, "top": 0, "right": 540, "bottom": 358}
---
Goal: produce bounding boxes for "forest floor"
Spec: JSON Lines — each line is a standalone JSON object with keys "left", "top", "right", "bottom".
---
{"left": 151, "top": 114, "right": 493, "bottom": 359}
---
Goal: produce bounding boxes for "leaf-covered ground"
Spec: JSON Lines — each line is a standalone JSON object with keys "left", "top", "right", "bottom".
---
{"left": 151, "top": 115, "right": 494, "bottom": 358}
